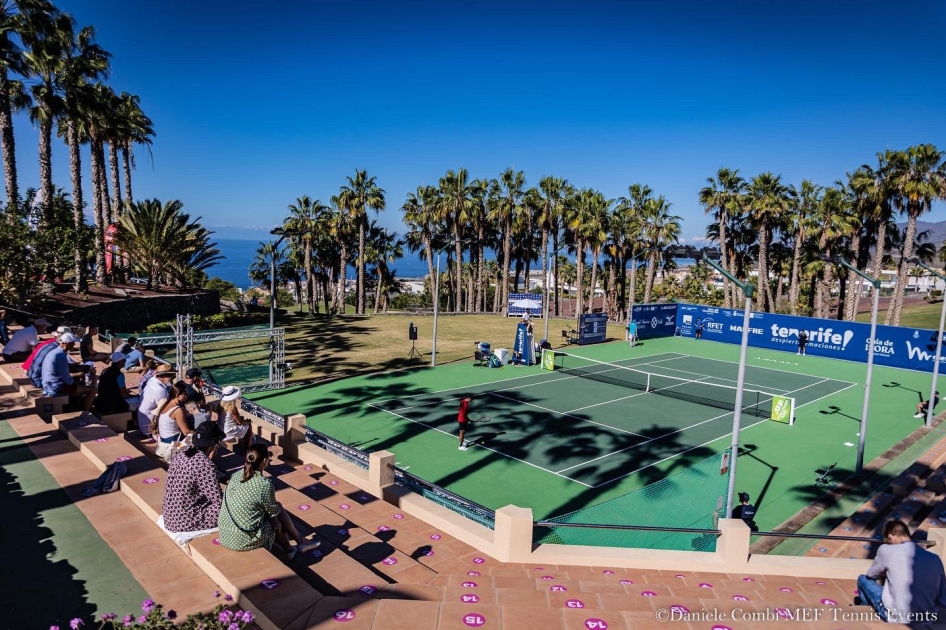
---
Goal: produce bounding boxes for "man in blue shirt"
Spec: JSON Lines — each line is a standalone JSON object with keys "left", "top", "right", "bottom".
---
{"left": 121, "top": 337, "right": 146, "bottom": 373}
{"left": 41, "top": 332, "right": 96, "bottom": 412}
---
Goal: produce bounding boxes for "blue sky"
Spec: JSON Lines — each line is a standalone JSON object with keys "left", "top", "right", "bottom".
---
{"left": 12, "top": 0, "right": 946, "bottom": 243}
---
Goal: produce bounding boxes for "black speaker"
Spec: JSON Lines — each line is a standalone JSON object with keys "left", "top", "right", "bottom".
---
{"left": 408, "top": 323, "right": 418, "bottom": 341}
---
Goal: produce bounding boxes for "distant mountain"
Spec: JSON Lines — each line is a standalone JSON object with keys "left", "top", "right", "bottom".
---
{"left": 897, "top": 220, "right": 946, "bottom": 246}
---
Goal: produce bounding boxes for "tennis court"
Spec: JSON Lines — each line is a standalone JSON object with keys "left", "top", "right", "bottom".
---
{"left": 368, "top": 351, "right": 855, "bottom": 489}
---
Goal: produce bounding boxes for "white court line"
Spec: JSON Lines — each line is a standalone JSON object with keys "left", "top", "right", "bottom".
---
{"left": 366, "top": 402, "right": 592, "bottom": 487}
{"left": 487, "top": 391, "right": 647, "bottom": 438}
{"left": 561, "top": 372, "right": 719, "bottom": 415}
{"left": 564, "top": 391, "right": 649, "bottom": 412}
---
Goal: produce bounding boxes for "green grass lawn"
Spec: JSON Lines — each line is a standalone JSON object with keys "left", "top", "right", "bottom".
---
{"left": 855, "top": 299, "right": 946, "bottom": 328}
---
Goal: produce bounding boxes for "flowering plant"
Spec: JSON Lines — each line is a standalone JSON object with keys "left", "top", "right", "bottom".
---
{"left": 51, "top": 593, "right": 255, "bottom": 630}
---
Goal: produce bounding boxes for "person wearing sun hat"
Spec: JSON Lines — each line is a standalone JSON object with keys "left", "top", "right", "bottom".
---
{"left": 136, "top": 366, "right": 176, "bottom": 439}
{"left": 162, "top": 420, "right": 226, "bottom": 534}
{"left": 217, "top": 385, "right": 253, "bottom": 453}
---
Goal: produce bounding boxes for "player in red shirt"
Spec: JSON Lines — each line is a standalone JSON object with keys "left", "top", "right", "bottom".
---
{"left": 458, "top": 394, "right": 472, "bottom": 450}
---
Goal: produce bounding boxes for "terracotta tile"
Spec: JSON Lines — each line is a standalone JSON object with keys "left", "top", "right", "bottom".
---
{"left": 500, "top": 605, "right": 565, "bottom": 630}
{"left": 303, "top": 596, "right": 379, "bottom": 629}
{"left": 562, "top": 607, "right": 629, "bottom": 630}
{"left": 437, "top": 602, "right": 501, "bottom": 630}
{"left": 548, "top": 591, "right": 603, "bottom": 610}
{"left": 234, "top": 568, "right": 313, "bottom": 608}
{"left": 312, "top": 553, "right": 382, "bottom": 594}
{"left": 98, "top": 518, "right": 167, "bottom": 548}
{"left": 388, "top": 561, "right": 437, "bottom": 585}
{"left": 492, "top": 576, "right": 537, "bottom": 590}
{"left": 422, "top": 556, "right": 475, "bottom": 575}
{"left": 377, "top": 584, "right": 443, "bottom": 602}
{"left": 135, "top": 550, "right": 207, "bottom": 583}
{"left": 212, "top": 547, "right": 284, "bottom": 580}
{"left": 372, "top": 599, "right": 440, "bottom": 630}
{"left": 147, "top": 574, "right": 224, "bottom": 616}
{"left": 578, "top": 580, "right": 628, "bottom": 594}
{"left": 256, "top": 587, "right": 323, "bottom": 629}
{"left": 495, "top": 588, "right": 548, "bottom": 606}
{"left": 189, "top": 534, "right": 232, "bottom": 561}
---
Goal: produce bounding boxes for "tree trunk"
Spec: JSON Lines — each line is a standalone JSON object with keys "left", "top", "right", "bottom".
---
{"left": 357, "top": 218, "right": 365, "bottom": 315}
{"left": 843, "top": 236, "right": 862, "bottom": 320}
{"left": 644, "top": 250, "right": 658, "bottom": 303}
{"left": 820, "top": 265, "right": 834, "bottom": 320}
{"left": 97, "top": 141, "right": 112, "bottom": 226}
{"left": 619, "top": 256, "right": 629, "bottom": 320}
{"left": 575, "top": 242, "right": 585, "bottom": 317}
{"left": 756, "top": 224, "right": 770, "bottom": 312}
{"left": 718, "top": 212, "right": 730, "bottom": 309}
{"left": 553, "top": 234, "right": 561, "bottom": 316}
{"left": 454, "top": 222, "right": 464, "bottom": 313}
{"left": 476, "top": 226, "right": 485, "bottom": 312}
{"left": 587, "top": 251, "right": 599, "bottom": 313}
{"left": 540, "top": 228, "right": 549, "bottom": 320}
{"left": 67, "top": 119, "right": 86, "bottom": 292}
{"left": 108, "top": 143, "right": 123, "bottom": 215}
{"left": 304, "top": 241, "right": 314, "bottom": 314}
{"left": 423, "top": 237, "right": 435, "bottom": 299}
{"left": 38, "top": 115, "right": 54, "bottom": 222}
{"left": 891, "top": 211, "right": 919, "bottom": 326}
{"left": 629, "top": 258, "right": 638, "bottom": 317}
{"left": 374, "top": 273, "right": 382, "bottom": 314}
{"left": 90, "top": 138, "right": 107, "bottom": 285}
{"left": 492, "top": 262, "right": 502, "bottom": 313}
{"left": 501, "top": 225, "right": 512, "bottom": 314}
{"left": 121, "top": 142, "right": 134, "bottom": 202}
{"left": 607, "top": 259, "right": 617, "bottom": 320}
{"left": 788, "top": 226, "right": 804, "bottom": 314}
{"left": 0, "top": 69, "right": 18, "bottom": 207}
{"left": 337, "top": 247, "right": 348, "bottom": 313}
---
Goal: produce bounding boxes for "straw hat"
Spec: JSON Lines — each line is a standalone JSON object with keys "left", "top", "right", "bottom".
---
{"left": 221, "top": 385, "right": 241, "bottom": 402}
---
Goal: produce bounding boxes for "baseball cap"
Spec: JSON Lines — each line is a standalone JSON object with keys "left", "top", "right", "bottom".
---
{"left": 59, "top": 332, "right": 80, "bottom": 343}
{"left": 34, "top": 318, "right": 50, "bottom": 327}
{"left": 191, "top": 421, "right": 225, "bottom": 448}
{"left": 738, "top": 492, "right": 750, "bottom": 502}
{"left": 185, "top": 368, "right": 201, "bottom": 379}
{"left": 126, "top": 336, "right": 138, "bottom": 346}
{"left": 110, "top": 351, "right": 128, "bottom": 363}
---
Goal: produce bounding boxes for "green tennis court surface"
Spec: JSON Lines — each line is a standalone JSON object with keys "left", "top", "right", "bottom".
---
{"left": 246, "top": 336, "right": 934, "bottom": 544}
{"left": 369, "top": 352, "right": 853, "bottom": 488}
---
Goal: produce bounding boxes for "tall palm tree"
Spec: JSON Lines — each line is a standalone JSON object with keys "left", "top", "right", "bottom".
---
{"left": 285, "top": 195, "right": 328, "bottom": 315}
{"left": 248, "top": 240, "right": 287, "bottom": 305}
{"left": 117, "top": 91, "right": 153, "bottom": 204}
{"left": 810, "top": 186, "right": 853, "bottom": 319}
{"left": 469, "top": 178, "right": 491, "bottom": 312}
{"left": 699, "top": 168, "right": 744, "bottom": 308}
{"left": 338, "top": 169, "right": 385, "bottom": 315}
{"left": 886, "top": 144, "right": 945, "bottom": 325}
{"left": 582, "top": 191, "right": 610, "bottom": 313}
{"left": 787, "top": 180, "right": 821, "bottom": 314}
{"left": 0, "top": 0, "right": 38, "bottom": 206}
{"left": 746, "top": 172, "right": 792, "bottom": 312}
{"left": 401, "top": 185, "right": 440, "bottom": 296}
{"left": 534, "top": 176, "right": 566, "bottom": 317}
{"left": 440, "top": 168, "right": 476, "bottom": 312}
{"left": 640, "top": 195, "right": 681, "bottom": 303}
{"left": 365, "top": 222, "right": 404, "bottom": 314}
{"left": 488, "top": 168, "right": 526, "bottom": 314}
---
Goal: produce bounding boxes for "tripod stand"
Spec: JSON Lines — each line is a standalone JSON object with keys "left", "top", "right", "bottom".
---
{"left": 408, "top": 338, "right": 422, "bottom": 359}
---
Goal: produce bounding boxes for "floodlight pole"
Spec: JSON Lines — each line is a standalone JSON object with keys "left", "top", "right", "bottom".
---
{"left": 907, "top": 258, "right": 946, "bottom": 428}
{"left": 831, "top": 258, "right": 879, "bottom": 472}
{"left": 269, "top": 228, "right": 299, "bottom": 382}
{"left": 431, "top": 252, "right": 441, "bottom": 367}
{"left": 703, "top": 255, "right": 754, "bottom": 517}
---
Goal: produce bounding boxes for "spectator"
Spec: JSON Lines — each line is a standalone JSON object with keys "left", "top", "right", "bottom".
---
{"left": 731, "top": 491, "right": 759, "bottom": 532}
{"left": 40, "top": 332, "right": 95, "bottom": 412}
{"left": 218, "top": 385, "right": 253, "bottom": 453}
{"left": 121, "top": 337, "right": 146, "bottom": 373}
{"left": 0, "top": 307, "right": 9, "bottom": 345}
{"left": 183, "top": 368, "right": 206, "bottom": 406}
{"left": 2, "top": 317, "right": 50, "bottom": 362}
{"left": 94, "top": 351, "right": 135, "bottom": 415}
{"left": 162, "top": 420, "right": 226, "bottom": 534}
{"left": 217, "top": 444, "right": 320, "bottom": 559}
{"left": 797, "top": 330, "right": 809, "bottom": 356}
{"left": 137, "top": 359, "right": 158, "bottom": 391}
{"left": 156, "top": 382, "right": 194, "bottom": 447}
{"left": 915, "top": 391, "right": 940, "bottom": 419}
{"left": 79, "top": 325, "right": 111, "bottom": 364}
{"left": 23, "top": 326, "right": 69, "bottom": 372}
{"left": 857, "top": 519, "right": 946, "bottom": 623}
{"left": 137, "top": 368, "right": 175, "bottom": 439}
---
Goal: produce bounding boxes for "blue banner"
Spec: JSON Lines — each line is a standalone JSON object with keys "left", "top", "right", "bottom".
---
{"left": 508, "top": 292, "right": 543, "bottom": 318}
{"left": 513, "top": 322, "right": 534, "bottom": 364}
{"left": 579, "top": 312, "right": 609, "bottom": 345}
{"left": 675, "top": 303, "right": 946, "bottom": 373}
{"left": 629, "top": 303, "right": 679, "bottom": 340}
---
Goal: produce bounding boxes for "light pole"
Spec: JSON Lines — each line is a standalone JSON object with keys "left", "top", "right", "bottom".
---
{"left": 269, "top": 228, "right": 301, "bottom": 380}
{"left": 703, "top": 254, "right": 754, "bottom": 517}
{"left": 906, "top": 257, "right": 946, "bottom": 428}
{"left": 431, "top": 242, "right": 459, "bottom": 367}
{"left": 830, "top": 256, "right": 880, "bottom": 473}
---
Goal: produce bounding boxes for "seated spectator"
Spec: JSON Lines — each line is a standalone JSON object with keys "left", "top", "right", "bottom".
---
{"left": 137, "top": 359, "right": 158, "bottom": 391}
{"left": 121, "top": 338, "right": 146, "bottom": 373}
{"left": 137, "top": 368, "right": 176, "bottom": 439}
{"left": 857, "top": 519, "right": 946, "bottom": 623}
{"left": 23, "top": 326, "right": 69, "bottom": 372}
{"left": 0, "top": 307, "right": 9, "bottom": 345}
{"left": 183, "top": 368, "right": 206, "bottom": 406}
{"left": 156, "top": 382, "right": 194, "bottom": 447}
{"left": 41, "top": 332, "right": 95, "bottom": 412}
{"left": 217, "top": 385, "right": 253, "bottom": 453}
{"left": 79, "top": 325, "right": 110, "bottom": 364}
{"left": 2, "top": 317, "right": 50, "bottom": 362}
{"left": 28, "top": 327, "right": 89, "bottom": 389}
{"left": 162, "top": 420, "right": 226, "bottom": 534}
{"left": 218, "top": 444, "right": 320, "bottom": 559}
{"left": 94, "top": 351, "right": 136, "bottom": 415}
{"left": 731, "top": 491, "right": 759, "bottom": 532}
{"left": 915, "top": 391, "right": 940, "bottom": 419}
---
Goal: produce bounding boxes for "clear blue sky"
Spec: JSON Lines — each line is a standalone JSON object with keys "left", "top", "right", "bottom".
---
{"left": 13, "top": 0, "right": 946, "bottom": 243}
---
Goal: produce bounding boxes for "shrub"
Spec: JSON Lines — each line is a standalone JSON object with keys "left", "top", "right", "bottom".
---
{"left": 55, "top": 594, "right": 253, "bottom": 629}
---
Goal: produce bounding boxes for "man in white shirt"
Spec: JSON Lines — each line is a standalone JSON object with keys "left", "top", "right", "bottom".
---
{"left": 858, "top": 519, "right": 946, "bottom": 623}
{"left": 2, "top": 318, "right": 50, "bottom": 362}
{"left": 137, "top": 368, "right": 175, "bottom": 441}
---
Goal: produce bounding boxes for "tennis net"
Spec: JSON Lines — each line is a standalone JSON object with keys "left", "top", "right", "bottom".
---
{"left": 553, "top": 352, "right": 776, "bottom": 418}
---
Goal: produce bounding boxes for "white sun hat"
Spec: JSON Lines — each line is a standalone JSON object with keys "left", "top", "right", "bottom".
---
{"left": 221, "top": 385, "right": 242, "bottom": 402}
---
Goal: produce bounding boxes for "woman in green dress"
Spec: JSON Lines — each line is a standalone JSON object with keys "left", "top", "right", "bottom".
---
{"left": 217, "top": 443, "right": 320, "bottom": 559}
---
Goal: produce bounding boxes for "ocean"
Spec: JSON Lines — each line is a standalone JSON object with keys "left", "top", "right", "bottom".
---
{"left": 212, "top": 238, "right": 432, "bottom": 291}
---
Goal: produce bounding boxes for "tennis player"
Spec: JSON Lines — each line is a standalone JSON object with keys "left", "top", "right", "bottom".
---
{"left": 458, "top": 394, "right": 472, "bottom": 450}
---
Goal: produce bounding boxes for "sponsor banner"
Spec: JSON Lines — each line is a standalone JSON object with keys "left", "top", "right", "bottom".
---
{"left": 578, "top": 312, "right": 608, "bottom": 345}
{"left": 508, "top": 292, "right": 543, "bottom": 318}
{"left": 629, "top": 303, "right": 678, "bottom": 340}
{"left": 675, "top": 302, "right": 946, "bottom": 373}
{"left": 513, "top": 322, "right": 534, "bottom": 364}
{"left": 771, "top": 395, "right": 795, "bottom": 425}
{"left": 541, "top": 348, "right": 555, "bottom": 371}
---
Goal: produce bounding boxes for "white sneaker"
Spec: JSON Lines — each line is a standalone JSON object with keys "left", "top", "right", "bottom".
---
{"left": 459, "top": 444, "right": 469, "bottom": 451}
{"left": 914, "top": 413, "right": 923, "bottom": 418}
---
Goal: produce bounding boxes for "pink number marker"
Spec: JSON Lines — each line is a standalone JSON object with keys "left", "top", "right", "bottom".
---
{"left": 142, "top": 477, "right": 159, "bottom": 484}
{"left": 467, "top": 571, "right": 480, "bottom": 577}
{"left": 462, "top": 614, "right": 485, "bottom": 627}
{"left": 461, "top": 582, "right": 477, "bottom": 588}
{"left": 393, "top": 513, "right": 404, "bottom": 519}
{"left": 359, "top": 585, "right": 377, "bottom": 595}
{"left": 460, "top": 594, "right": 479, "bottom": 603}
{"left": 116, "top": 456, "right": 132, "bottom": 462}
{"left": 338, "top": 503, "right": 350, "bottom": 510}
{"left": 333, "top": 609, "right": 355, "bottom": 622}
{"left": 430, "top": 534, "right": 441, "bottom": 540}
{"left": 472, "top": 557, "right": 485, "bottom": 564}
{"left": 377, "top": 525, "right": 390, "bottom": 532}
{"left": 619, "top": 580, "right": 633, "bottom": 585}
{"left": 297, "top": 504, "right": 311, "bottom": 511}
{"left": 260, "top": 579, "right": 280, "bottom": 590}
{"left": 584, "top": 619, "right": 608, "bottom": 630}
{"left": 329, "top": 480, "right": 338, "bottom": 486}
{"left": 550, "top": 586, "right": 567, "bottom": 592}
{"left": 382, "top": 557, "right": 398, "bottom": 566}
{"left": 94, "top": 437, "right": 109, "bottom": 443}
{"left": 566, "top": 600, "right": 584, "bottom": 609}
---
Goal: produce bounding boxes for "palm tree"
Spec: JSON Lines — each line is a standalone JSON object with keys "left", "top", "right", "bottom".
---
{"left": 582, "top": 191, "right": 610, "bottom": 313}
{"left": 440, "top": 168, "right": 476, "bottom": 312}
{"left": 328, "top": 196, "right": 355, "bottom": 313}
{"left": 699, "top": 168, "right": 744, "bottom": 308}
{"left": 284, "top": 195, "right": 328, "bottom": 315}
{"left": 365, "top": 222, "right": 404, "bottom": 314}
{"left": 810, "top": 186, "right": 853, "bottom": 319}
{"left": 338, "top": 169, "right": 385, "bottom": 315}
{"left": 746, "top": 172, "right": 792, "bottom": 312}
{"left": 401, "top": 185, "right": 440, "bottom": 295}
{"left": 534, "top": 176, "right": 566, "bottom": 317}
{"left": 886, "top": 145, "right": 945, "bottom": 325}
{"left": 0, "top": 0, "right": 37, "bottom": 206}
{"left": 787, "top": 180, "right": 821, "bottom": 314}
{"left": 248, "top": 240, "right": 288, "bottom": 305}
{"left": 616, "top": 184, "right": 652, "bottom": 316}
{"left": 117, "top": 91, "right": 153, "bottom": 204}
{"left": 640, "top": 195, "right": 681, "bottom": 303}
{"left": 488, "top": 168, "right": 526, "bottom": 314}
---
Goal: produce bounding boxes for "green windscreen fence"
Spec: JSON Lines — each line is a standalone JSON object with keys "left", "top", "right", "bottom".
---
{"left": 535, "top": 451, "right": 731, "bottom": 552}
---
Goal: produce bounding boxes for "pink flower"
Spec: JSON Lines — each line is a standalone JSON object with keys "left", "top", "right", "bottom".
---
{"left": 218, "top": 610, "right": 234, "bottom": 624}
{"left": 122, "top": 615, "right": 134, "bottom": 626}
{"left": 228, "top": 624, "right": 240, "bottom": 630}
{"left": 238, "top": 611, "right": 255, "bottom": 623}
{"left": 224, "top": 593, "right": 234, "bottom": 602}
{"left": 100, "top": 614, "right": 117, "bottom": 621}
{"left": 49, "top": 626, "right": 60, "bottom": 630}
{"left": 138, "top": 616, "right": 147, "bottom": 623}
{"left": 70, "top": 620, "right": 83, "bottom": 630}
{"left": 212, "top": 590, "right": 221, "bottom": 598}
{"left": 141, "top": 599, "right": 155, "bottom": 613}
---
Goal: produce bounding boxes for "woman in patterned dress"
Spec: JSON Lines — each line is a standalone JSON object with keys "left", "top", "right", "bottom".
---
{"left": 162, "top": 421, "right": 226, "bottom": 533}
{"left": 217, "top": 443, "right": 320, "bottom": 559}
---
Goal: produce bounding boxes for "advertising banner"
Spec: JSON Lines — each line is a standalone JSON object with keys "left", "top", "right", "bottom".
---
{"left": 104, "top": 223, "right": 119, "bottom": 273}
{"left": 629, "top": 303, "right": 679, "bottom": 340}
{"left": 578, "top": 312, "right": 609, "bottom": 345}
{"left": 513, "top": 322, "right": 534, "bottom": 364}
{"left": 771, "top": 395, "right": 795, "bottom": 425}
{"left": 676, "top": 302, "right": 946, "bottom": 374}
{"left": 508, "top": 292, "right": 543, "bottom": 318}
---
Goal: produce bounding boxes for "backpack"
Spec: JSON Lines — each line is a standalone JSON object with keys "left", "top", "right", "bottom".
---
{"left": 83, "top": 460, "right": 128, "bottom": 497}
{"left": 28, "top": 343, "right": 58, "bottom": 388}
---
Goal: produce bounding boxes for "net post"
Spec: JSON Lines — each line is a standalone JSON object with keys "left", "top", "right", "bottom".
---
{"left": 646, "top": 373, "right": 651, "bottom": 393}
